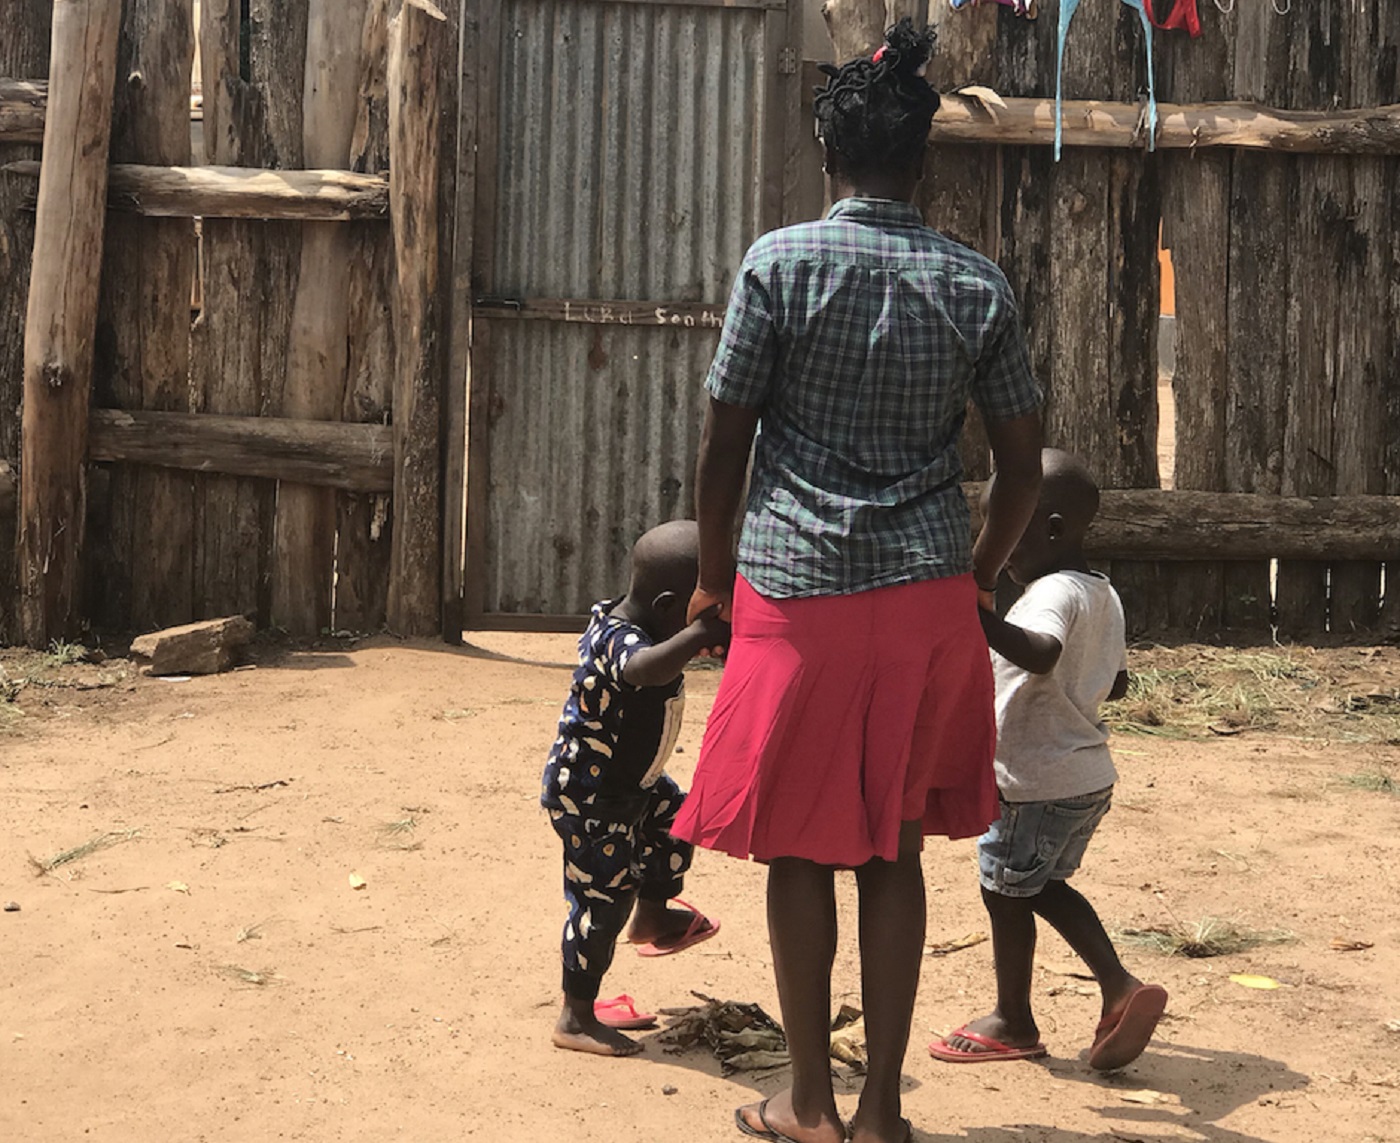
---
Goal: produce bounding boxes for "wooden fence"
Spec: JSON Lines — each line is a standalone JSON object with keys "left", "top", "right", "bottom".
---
{"left": 0, "top": 0, "right": 1397, "bottom": 647}
{"left": 910, "top": 0, "right": 1399, "bottom": 639}
{"left": 0, "top": 0, "right": 459, "bottom": 644}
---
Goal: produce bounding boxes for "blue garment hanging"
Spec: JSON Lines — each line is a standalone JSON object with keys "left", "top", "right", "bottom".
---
{"left": 1055, "top": 0, "right": 1157, "bottom": 160}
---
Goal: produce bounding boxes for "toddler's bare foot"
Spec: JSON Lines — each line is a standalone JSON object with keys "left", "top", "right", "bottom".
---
{"left": 552, "top": 1006, "right": 644, "bottom": 1057}
{"left": 626, "top": 899, "right": 713, "bottom": 946}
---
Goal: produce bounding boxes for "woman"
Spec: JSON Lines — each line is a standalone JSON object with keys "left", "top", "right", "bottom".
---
{"left": 670, "top": 21, "right": 1044, "bottom": 1143}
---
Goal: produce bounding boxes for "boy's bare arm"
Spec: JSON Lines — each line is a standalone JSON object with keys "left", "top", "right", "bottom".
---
{"left": 621, "top": 611, "right": 731, "bottom": 688}
{"left": 979, "top": 608, "right": 1062, "bottom": 675}
{"left": 1108, "top": 669, "right": 1130, "bottom": 701}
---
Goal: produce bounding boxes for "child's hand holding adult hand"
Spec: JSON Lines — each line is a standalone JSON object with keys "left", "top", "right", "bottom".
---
{"left": 687, "top": 588, "right": 731, "bottom": 659}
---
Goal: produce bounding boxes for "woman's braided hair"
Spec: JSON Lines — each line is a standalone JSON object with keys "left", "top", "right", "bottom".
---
{"left": 814, "top": 18, "right": 941, "bottom": 177}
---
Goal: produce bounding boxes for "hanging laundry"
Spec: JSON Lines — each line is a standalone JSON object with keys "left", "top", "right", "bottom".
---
{"left": 1056, "top": 0, "right": 1158, "bottom": 161}
{"left": 1147, "top": 0, "right": 1202, "bottom": 37}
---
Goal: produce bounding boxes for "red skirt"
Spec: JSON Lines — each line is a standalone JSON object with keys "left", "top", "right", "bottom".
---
{"left": 671, "top": 574, "right": 999, "bottom": 867}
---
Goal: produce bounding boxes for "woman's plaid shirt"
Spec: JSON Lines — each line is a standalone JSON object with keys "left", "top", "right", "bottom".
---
{"left": 706, "top": 197, "right": 1043, "bottom": 599}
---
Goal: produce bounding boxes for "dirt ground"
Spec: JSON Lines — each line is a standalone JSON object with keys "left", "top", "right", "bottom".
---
{"left": 2, "top": 633, "right": 1399, "bottom": 1143}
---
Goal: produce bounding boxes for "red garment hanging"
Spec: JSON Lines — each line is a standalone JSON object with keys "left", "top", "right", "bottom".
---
{"left": 1149, "top": 0, "right": 1201, "bottom": 37}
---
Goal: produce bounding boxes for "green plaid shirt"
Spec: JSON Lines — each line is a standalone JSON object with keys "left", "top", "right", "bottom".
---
{"left": 706, "top": 197, "right": 1042, "bottom": 599}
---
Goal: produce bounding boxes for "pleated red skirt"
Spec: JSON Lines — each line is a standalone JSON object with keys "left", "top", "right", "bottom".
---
{"left": 671, "top": 573, "right": 999, "bottom": 867}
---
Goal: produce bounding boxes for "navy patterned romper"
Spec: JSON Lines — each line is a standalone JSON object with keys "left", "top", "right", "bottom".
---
{"left": 541, "top": 600, "right": 693, "bottom": 1002}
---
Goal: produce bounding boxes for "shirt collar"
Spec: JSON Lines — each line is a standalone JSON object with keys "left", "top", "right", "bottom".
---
{"left": 826, "top": 197, "right": 924, "bottom": 228}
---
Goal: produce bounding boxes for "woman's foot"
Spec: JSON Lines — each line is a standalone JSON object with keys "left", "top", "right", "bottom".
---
{"left": 735, "top": 1091, "right": 844, "bottom": 1143}
{"left": 938, "top": 1011, "right": 1041, "bottom": 1057}
{"left": 552, "top": 1004, "right": 644, "bottom": 1057}
{"left": 848, "top": 1114, "right": 913, "bottom": 1143}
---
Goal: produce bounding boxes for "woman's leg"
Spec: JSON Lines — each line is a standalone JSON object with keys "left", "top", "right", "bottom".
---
{"left": 849, "top": 820, "right": 926, "bottom": 1143}
{"left": 737, "top": 856, "right": 845, "bottom": 1143}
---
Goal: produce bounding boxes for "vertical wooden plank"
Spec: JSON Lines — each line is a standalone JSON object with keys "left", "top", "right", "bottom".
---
{"left": 924, "top": 2, "right": 999, "bottom": 483}
{"left": 463, "top": 0, "right": 503, "bottom": 624}
{"left": 0, "top": 0, "right": 51, "bottom": 641}
{"left": 271, "top": 0, "right": 370, "bottom": 634}
{"left": 1276, "top": 0, "right": 1344, "bottom": 638}
{"left": 1222, "top": 1, "right": 1291, "bottom": 634}
{"left": 1327, "top": 1, "right": 1397, "bottom": 635}
{"left": 442, "top": 0, "right": 479, "bottom": 640}
{"left": 18, "top": 0, "right": 123, "bottom": 645}
{"left": 1156, "top": 2, "right": 1234, "bottom": 635}
{"left": 92, "top": 0, "right": 197, "bottom": 635}
{"left": 335, "top": 0, "right": 394, "bottom": 634}
{"left": 192, "top": 0, "right": 306, "bottom": 624}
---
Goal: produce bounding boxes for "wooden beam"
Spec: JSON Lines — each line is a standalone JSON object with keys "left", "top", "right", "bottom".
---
{"left": 966, "top": 486, "right": 1400, "bottom": 562}
{"left": 4, "top": 160, "right": 389, "bottom": 219}
{"left": 89, "top": 409, "right": 394, "bottom": 492}
{"left": 804, "top": 65, "right": 1400, "bottom": 155}
{"left": 0, "top": 79, "right": 44, "bottom": 142}
{"left": 18, "top": 0, "right": 122, "bottom": 646}
{"left": 931, "top": 94, "right": 1400, "bottom": 154}
{"left": 387, "top": 0, "right": 447, "bottom": 637}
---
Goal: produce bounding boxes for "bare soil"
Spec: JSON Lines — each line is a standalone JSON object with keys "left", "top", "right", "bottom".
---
{"left": 2, "top": 635, "right": 1399, "bottom": 1143}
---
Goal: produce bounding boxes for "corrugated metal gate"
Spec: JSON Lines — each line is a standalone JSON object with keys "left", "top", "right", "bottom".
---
{"left": 459, "top": 0, "right": 800, "bottom": 628}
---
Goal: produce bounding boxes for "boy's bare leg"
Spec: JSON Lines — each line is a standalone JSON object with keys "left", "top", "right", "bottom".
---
{"left": 1031, "top": 879, "right": 1141, "bottom": 1017}
{"left": 848, "top": 819, "right": 926, "bottom": 1143}
{"left": 552, "top": 994, "right": 644, "bottom": 1057}
{"left": 736, "top": 857, "right": 845, "bottom": 1143}
{"left": 942, "top": 887, "right": 1041, "bottom": 1053}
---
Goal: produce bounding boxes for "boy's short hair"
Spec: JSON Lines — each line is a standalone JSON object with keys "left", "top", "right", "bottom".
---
{"left": 629, "top": 520, "right": 699, "bottom": 602}
{"left": 1041, "top": 450, "right": 1100, "bottom": 538}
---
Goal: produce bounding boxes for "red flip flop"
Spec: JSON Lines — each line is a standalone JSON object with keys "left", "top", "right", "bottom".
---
{"left": 634, "top": 898, "right": 720, "bottom": 958}
{"left": 929, "top": 1026, "right": 1048, "bottom": 1063}
{"left": 594, "top": 994, "right": 657, "bottom": 1030}
{"left": 1089, "top": 983, "right": 1168, "bottom": 1071}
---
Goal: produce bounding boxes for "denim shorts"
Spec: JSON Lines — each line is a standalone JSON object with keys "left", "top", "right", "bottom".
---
{"left": 977, "top": 787, "right": 1113, "bottom": 898}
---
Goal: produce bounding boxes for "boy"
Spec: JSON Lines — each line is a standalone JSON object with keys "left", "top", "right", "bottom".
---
{"left": 930, "top": 449, "right": 1167, "bottom": 1072}
{"left": 542, "top": 519, "right": 728, "bottom": 1057}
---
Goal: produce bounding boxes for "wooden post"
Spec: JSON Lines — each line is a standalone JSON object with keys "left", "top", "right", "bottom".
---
{"left": 387, "top": 0, "right": 447, "bottom": 636}
{"left": 271, "top": 0, "right": 370, "bottom": 634}
{"left": 17, "top": 0, "right": 122, "bottom": 645}
{"left": 821, "top": 0, "right": 885, "bottom": 63}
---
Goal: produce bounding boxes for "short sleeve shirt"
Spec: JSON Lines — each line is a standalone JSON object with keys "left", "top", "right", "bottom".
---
{"left": 707, "top": 197, "right": 1043, "bottom": 598}
{"left": 540, "top": 600, "right": 685, "bottom": 825}
{"left": 992, "top": 571, "right": 1128, "bottom": 802}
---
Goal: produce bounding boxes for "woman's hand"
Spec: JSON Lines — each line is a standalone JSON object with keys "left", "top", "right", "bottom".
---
{"left": 688, "top": 588, "right": 732, "bottom": 658}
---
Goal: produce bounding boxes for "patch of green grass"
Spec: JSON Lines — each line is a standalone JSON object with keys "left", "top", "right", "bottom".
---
{"left": 1340, "top": 771, "right": 1397, "bottom": 795}
{"left": 43, "top": 640, "right": 86, "bottom": 669}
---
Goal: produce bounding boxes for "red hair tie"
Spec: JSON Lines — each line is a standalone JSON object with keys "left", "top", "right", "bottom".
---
{"left": 872, "top": 45, "right": 887, "bottom": 63}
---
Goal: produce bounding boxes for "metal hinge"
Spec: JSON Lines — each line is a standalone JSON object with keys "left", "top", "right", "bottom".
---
{"left": 778, "top": 47, "right": 798, "bottom": 75}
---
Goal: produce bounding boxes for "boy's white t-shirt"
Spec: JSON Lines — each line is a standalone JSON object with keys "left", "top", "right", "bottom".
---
{"left": 992, "top": 569, "right": 1127, "bottom": 803}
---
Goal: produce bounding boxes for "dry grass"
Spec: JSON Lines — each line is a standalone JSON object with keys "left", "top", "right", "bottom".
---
{"left": 1116, "top": 916, "right": 1295, "bottom": 959}
{"left": 219, "top": 964, "right": 282, "bottom": 987}
{"left": 376, "top": 816, "right": 423, "bottom": 850}
{"left": 1107, "top": 646, "right": 1400, "bottom": 743}
{"left": 28, "top": 829, "right": 140, "bottom": 876}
